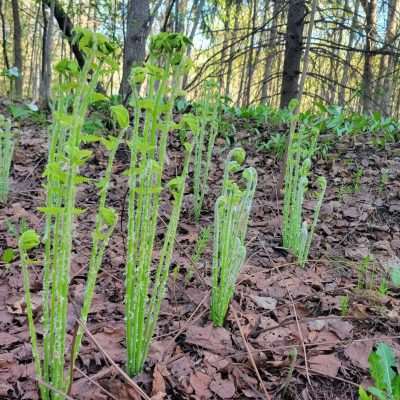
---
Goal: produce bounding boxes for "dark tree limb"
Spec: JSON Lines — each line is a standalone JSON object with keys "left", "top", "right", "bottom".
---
{"left": 42, "top": 0, "right": 85, "bottom": 68}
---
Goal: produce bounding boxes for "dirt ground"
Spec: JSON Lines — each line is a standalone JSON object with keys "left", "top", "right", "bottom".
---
{"left": 1, "top": 113, "right": 400, "bottom": 399}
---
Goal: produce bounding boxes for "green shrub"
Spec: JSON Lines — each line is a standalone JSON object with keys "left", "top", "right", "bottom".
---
{"left": 124, "top": 32, "right": 193, "bottom": 376}
{"left": 0, "top": 115, "right": 16, "bottom": 203}
{"left": 193, "top": 79, "right": 220, "bottom": 220}
{"left": 211, "top": 148, "right": 257, "bottom": 327}
{"left": 18, "top": 28, "right": 120, "bottom": 400}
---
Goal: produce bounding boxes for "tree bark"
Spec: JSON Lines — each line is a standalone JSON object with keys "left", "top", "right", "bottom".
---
{"left": 243, "top": 0, "right": 258, "bottom": 106}
{"left": 42, "top": 0, "right": 85, "bottom": 68}
{"left": 338, "top": 0, "right": 360, "bottom": 106}
{"left": 360, "top": 0, "right": 377, "bottom": 114}
{"left": 380, "top": 0, "right": 399, "bottom": 116}
{"left": 0, "top": 0, "right": 9, "bottom": 70}
{"left": 182, "top": 0, "right": 205, "bottom": 88}
{"left": 261, "top": 0, "right": 279, "bottom": 103}
{"left": 279, "top": 0, "right": 306, "bottom": 108}
{"left": 12, "top": 0, "right": 23, "bottom": 98}
{"left": 225, "top": 0, "right": 240, "bottom": 98}
{"left": 120, "top": 0, "right": 150, "bottom": 100}
{"left": 39, "top": 1, "right": 54, "bottom": 107}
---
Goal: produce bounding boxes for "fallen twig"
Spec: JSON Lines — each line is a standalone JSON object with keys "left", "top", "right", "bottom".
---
{"left": 232, "top": 306, "right": 272, "bottom": 400}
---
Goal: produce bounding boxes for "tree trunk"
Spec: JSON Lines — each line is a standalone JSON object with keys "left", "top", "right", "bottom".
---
{"left": 219, "top": 1, "right": 231, "bottom": 92}
{"left": 42, "top": 0, "right": 85, "bottom": 68}
{"left": 261, "top": 0, "right": 278, "bottom": 103}
{"left": 39, "top": 1, "right": 54, "bottom": 107}
{"left": 279, "top": 0, "right": 306, "bottom": 108}
{"left": 338, "top": 0, "right": 360, "bottom": 106}
{"left": 361, "top": 0, "right": 377, "bottom": 114}
{"left": 243, "top": 0, "right": 258, "bottom": 106}
{"left": 0, "top": 0, "right": 9, "bottom": 70}
{"left": 380, "top": 0, "right": 399, "bottom": 116}
{"left": 182, "top": 0, "right": 205, "bottom": 88}
{"left": 225, "top": 0, "right": 240, "bottom": 98}
{"left": 120, "top": 0, "right": 150, "bottom": 100}
{"left": 12, "top": 0, "right": 23, "bottom": 98}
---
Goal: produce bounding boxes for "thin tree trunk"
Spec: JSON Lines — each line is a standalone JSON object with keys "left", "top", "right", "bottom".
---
{"left": 0, "top": 0, "right": 9, "bottom": 70}
{"left": 43, "top": 0, "right": 85, "bottom": 68}
{"left": 225, "top": 0, "right": 240, "bottom": 98}
{"left": 120, "top": 0, "right": 150, "bottom": 100}
{"left": 219, "top": 1, "right": 231, "bottom": 91}
{"left": 261, "top": 0, "right": 279, "bottom": 102}
{"left": 12, "top": 0, "right": 23, "bottom": 98}
{"left": 182, "top": 0, "right": 205, "bottom": 88}
{"left": 243, "top": 0, "right": 258, "bottom": 106}
{"left": 361, "top": 0, "right": 377, "bottom": 114}
{"left": 39, "top": 0, "right": 55, "bottom": 107}
{"left": 337, "top": 0, "right": 359, "bottom": 106}
{"left": 380, "top": 0, "right": 399, "bottom": 116}
{"left": 279, "top": 0, "right": 306, "bottom": 108}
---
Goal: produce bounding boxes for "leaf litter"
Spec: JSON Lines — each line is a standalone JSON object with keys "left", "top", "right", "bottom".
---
{"left": 0, "top": 120, "right": 400, "bottom": 399}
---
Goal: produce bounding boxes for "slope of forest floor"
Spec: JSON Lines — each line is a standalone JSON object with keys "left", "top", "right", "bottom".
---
{"left": 1, "top": 111, "right": 400, "bottom": 400}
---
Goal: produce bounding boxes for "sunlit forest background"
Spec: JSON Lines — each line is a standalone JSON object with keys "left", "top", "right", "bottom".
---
{"left": 1, "top": 0, "right": 400, "bottom": 115}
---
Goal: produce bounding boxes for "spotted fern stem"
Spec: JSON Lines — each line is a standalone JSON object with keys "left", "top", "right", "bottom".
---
{"left": 211, "top": 148, "right": 257, "bottom": 327}
{"left": 124, "top": 32, "right": 193, "bottom": 376}
{"left": 282, "top": 104, "right": 326, "bottom": 267}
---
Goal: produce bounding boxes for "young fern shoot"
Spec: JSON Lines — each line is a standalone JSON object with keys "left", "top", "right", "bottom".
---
{"left": 193, "top": 80, "right": 220, "bottom": 221}
{"left": 18, "top": 29, "right": 121, "bottom": 400}
{"left": 282, "top": 103, "right": 326, "bottom": 267}
{"left": 211, "top": 148, "right": 257, "bottom": 327}
{"left": 124, "top": 32, "right": 193, "bottom": 376}
{"left": 0, "top": 116, "right": 16, "bottom": 203}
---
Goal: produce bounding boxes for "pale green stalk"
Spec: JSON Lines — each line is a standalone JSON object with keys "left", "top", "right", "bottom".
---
{"left": 19, "top": 29, "right": 120, "bottom": 400}
{"left": 211, "top": 149, "right": 257, "bottom": 327}
{"left": 125, "top": 33, "right": 193, "bottom": 376}
{"left": 18, "top": 230, "right": 46, "bottom": 400}
{"left": 69, "top": 126, "right": 126, "bottom": 383}
{"left": 0, "top": 116, "right": 16, "bottom": 203}
{"left": 193, "top": 81, "right": 219, "bottom": 221}
{"left": 282, "top": 116, "right": 326, "bottom": 266}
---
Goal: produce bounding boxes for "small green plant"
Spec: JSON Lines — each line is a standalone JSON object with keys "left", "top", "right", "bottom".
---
{"left": 258, "top": 133, "right": 286, "bottom": 159}
{"left": 186, "top": 225, "right": 211, "bottom": 282}
{"left": 379, "top": 169, "right": 389, "bottom": 193}
{"left": 211, "top": 148, "right": 257, "bottom": 327}
{"left": 359, "top": 343, "right": 400, "bottom": 400}
{"left": 0, "top": 115, "right": 16, "bottom": 203}
{"left": 357, "top": 255, "right": 374, "bottom": 289}
{"left": 18, "top": 29, "right": 120, "bottom": 399}
{"left": 124, "top": 32, "right": 193, "bottom": 376}
{"left": 282, "top": 102, "right": 327, "bottom": 267}
{"left": 378, "top": 278, "right": 389, "bottom": 296}
{"left": 193, "top": 79, "right": 220, "bottom": 221}
{"left": 339, "top": 295, "right": 350, "bottom": 316}
{"left": 353, "top": 166, "right": 364, "bottom": 193}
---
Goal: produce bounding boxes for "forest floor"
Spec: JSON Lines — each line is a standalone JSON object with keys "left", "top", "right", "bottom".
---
{"left": 1, "top": 109, "right": 400, "bottom": 400}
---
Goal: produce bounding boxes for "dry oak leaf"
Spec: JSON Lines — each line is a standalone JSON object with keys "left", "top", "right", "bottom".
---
{"left": 190, "top": 371, "right": 212, "bottom": 399}
{"left": 210, "top": 375, "right": 236, "bottom": 399}
{"left": 309, "top": 353, "right": 341, "bottom": 377}
{"left": 343, "top": 341, "right": 373, "bottom": 370}
{"left": 185, "top": 324, "right": 233, "bottom": 355}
